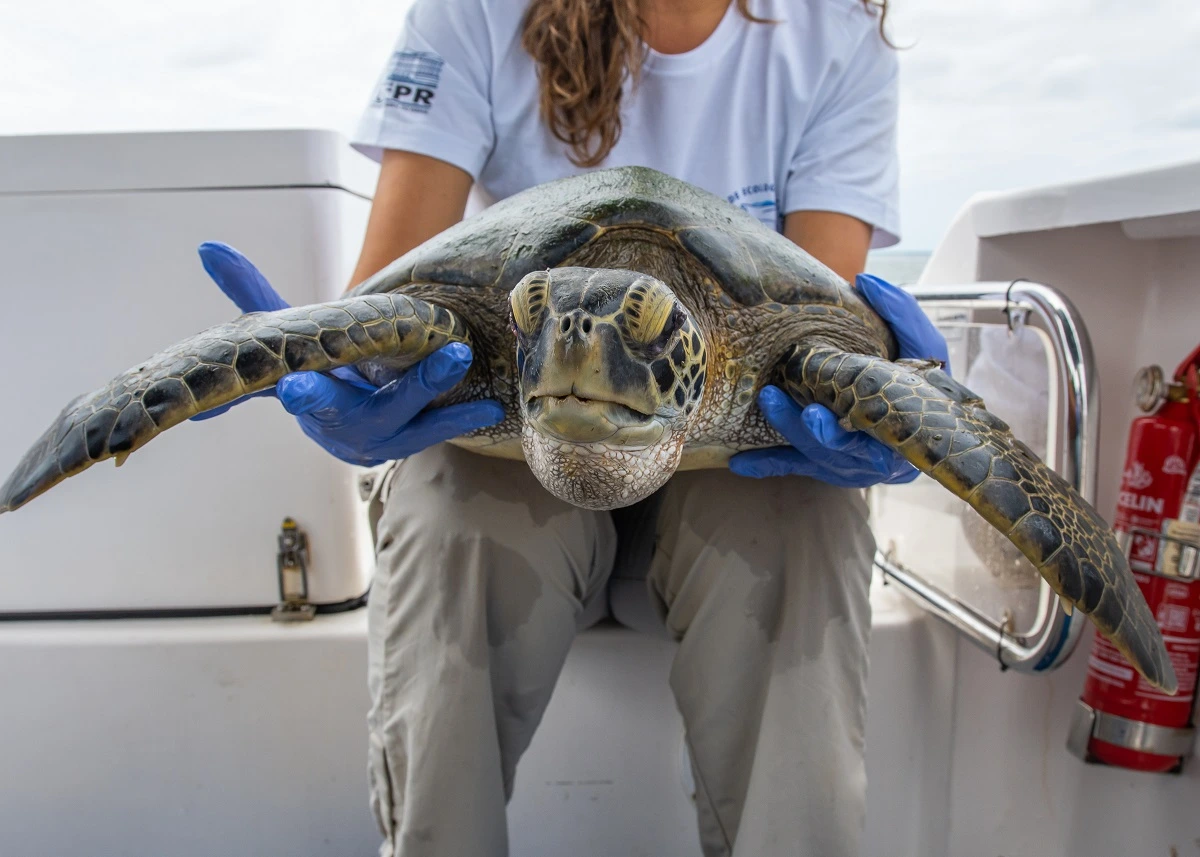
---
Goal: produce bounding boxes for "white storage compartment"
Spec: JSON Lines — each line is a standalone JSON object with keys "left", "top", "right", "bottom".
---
{"left": 0, "top": 130, "right": 378, "bottom": 612}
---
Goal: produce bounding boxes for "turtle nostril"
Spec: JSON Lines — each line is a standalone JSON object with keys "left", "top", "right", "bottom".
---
{"left": 581, "top": 317, "right": 593, "bottom": 334}
{"left": 560, "top": 317, "right": 571, "bottom": 333}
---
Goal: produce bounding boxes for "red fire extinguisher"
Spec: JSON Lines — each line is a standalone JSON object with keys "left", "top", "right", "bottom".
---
{"left": 1070, "top": 344, "right": 1200, "bottom": 772}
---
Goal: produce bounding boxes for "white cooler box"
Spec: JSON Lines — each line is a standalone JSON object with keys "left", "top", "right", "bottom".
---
{"left": 0, "top": 129, "right": 379, "bottom": 613}
{"left": 0, "top": 131, "right": 387, "bottom": 857}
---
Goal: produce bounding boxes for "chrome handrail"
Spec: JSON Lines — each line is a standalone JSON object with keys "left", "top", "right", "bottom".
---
{"left": 874, "top": 280, "right": 1098, "bottom": 674}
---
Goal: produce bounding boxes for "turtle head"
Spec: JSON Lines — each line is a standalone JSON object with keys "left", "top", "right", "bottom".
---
{"left": 509, "top": 267, "right": 706, "bottom": 510}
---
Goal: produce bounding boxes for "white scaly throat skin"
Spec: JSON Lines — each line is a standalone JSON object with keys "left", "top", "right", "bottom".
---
{"left": 520, "top": 423, "right": 686, "bottom": 511}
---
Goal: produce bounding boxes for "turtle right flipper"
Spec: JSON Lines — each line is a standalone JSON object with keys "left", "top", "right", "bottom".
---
{"left": 0, "top": 293, "right": 469, "bottom": 514}
{"left": 783, "top": 346, "right": 1178, "bottom": 694}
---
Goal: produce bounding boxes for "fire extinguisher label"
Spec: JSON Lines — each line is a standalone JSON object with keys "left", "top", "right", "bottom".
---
{"left": 1151, "top": 637, "right": 1199, "bottom": 704}
{"left": 1085, "top": 573, "right": 1200, "bottom": 713}
{"left": 1164, "top": 455, "right": 1190, "bottom": 476}
{"left": 1086, "top": 643, "right": 1135, "bottom": 682}
{"left": 1124, "top": 460, "right": 1155, "bottom": 490}
{"left": 1158, "top": 602, "right": 1190, "bottom": 632}
{"left": 1087, "top": 635, "right": 1198, "bottom": 705}
{"left": 1114, "top": 421, "right": 1195, "bottom": 571}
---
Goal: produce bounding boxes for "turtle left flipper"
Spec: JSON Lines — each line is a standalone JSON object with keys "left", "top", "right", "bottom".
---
{"left": 781, "top": 345, "right": 1177, "bottom": 694}
{"left": 0, "top": 293, "right": 471, "bottom": 514}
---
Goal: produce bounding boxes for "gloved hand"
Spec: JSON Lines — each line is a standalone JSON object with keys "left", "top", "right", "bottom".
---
{"left": 729, "top": 273, "right": 950, "bottom": 488}
{"left": 190, "top": 242, "right": 505, "bottom": 467}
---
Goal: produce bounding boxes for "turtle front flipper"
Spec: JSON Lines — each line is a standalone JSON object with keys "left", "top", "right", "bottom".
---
{"left": 0, "top": 294, "right": 469, "bottom": 514}
{"left": 782, "top": 346, "right": 1177, "bottom": 694}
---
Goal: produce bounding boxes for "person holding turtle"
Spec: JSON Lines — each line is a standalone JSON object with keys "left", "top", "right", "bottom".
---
{"left": 200, "top": 0, "right": 948, "bottom": 854}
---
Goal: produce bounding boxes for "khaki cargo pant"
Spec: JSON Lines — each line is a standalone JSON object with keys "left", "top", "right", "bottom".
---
{"left": 365, "top": 443, "right": 875, "bottom": 857}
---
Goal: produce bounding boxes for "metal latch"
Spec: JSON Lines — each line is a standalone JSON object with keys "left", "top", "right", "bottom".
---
{"left": 272, "top": 517, "right": 316, "bottom": 623}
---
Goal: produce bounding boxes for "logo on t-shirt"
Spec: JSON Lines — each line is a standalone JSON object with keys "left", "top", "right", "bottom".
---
{"left": 374, "top": 50, "right": 444, "bottom": 114}
{"left": 727, "top": 183, "right": 779, "bottom": 231}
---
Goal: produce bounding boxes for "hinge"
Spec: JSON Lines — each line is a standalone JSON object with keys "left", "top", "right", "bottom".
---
{"left": 271, "top": 517, "right": 316, "bottom": 623}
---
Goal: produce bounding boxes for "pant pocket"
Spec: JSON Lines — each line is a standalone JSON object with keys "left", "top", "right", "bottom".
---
{"left": 367, "top": 731, "right": 398, "bottom": 853}
{"left": 367, "top": 461, "right": 402, "bottom": 554}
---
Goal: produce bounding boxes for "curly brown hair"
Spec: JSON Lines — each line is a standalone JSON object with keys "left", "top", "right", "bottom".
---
{"left": 521, "top": 0, "right": 892, "bottom": 168}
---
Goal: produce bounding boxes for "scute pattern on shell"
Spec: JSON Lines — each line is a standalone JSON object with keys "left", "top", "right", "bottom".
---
{"left": 350, "top": 166, "right": 892, "bottom": 352}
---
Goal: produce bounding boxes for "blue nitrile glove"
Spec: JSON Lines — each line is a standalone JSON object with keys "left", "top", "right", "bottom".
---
{"left": 729, "top": 273, "right": 950, "bottom": 487}
{"left": 189, "top": 242, "right": 505, "bottom": 467}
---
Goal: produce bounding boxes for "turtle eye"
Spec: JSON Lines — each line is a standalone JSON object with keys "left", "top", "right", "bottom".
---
{"left": 623, "top": 278, "right": 683, "bottom": 350}
{"left": 510, "top": 272, "right": 549, "bottom": 337}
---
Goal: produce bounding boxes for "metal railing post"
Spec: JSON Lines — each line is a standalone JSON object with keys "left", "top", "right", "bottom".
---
{"left": 873, "top": 281, "right": 1098, "bottom": 674}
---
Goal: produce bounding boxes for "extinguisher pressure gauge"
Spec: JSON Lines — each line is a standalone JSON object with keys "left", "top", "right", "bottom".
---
{"left": 1134, "top": 365, "right": 1192, "bottom": 413}
{"left": 1135, "top": 365, "right": 1166, "bottom": 413}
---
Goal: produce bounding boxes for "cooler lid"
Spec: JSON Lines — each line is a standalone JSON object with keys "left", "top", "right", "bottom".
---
{"left": 0, "top": 129, "right": 378, "bottom": 197}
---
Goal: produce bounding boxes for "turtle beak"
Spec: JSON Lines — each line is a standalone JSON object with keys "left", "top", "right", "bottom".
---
{"left": 526, "top": 394, "right": 663, "bottom": 444}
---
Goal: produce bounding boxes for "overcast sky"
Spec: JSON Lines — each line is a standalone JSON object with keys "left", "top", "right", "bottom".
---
{"left": 1, "top": 0, "right": 1197, "bottom": 250}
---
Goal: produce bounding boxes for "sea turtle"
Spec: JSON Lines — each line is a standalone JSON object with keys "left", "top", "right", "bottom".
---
{"left": 0, "top": 166, "right": 1176, "bottom": 693}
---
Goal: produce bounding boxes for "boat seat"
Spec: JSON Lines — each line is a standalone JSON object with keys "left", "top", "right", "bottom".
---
{"left": 599, "top": 491, "right": 674, "bottom": 640}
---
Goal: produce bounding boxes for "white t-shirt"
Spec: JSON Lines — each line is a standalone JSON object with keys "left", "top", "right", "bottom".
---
{"left": 351, "top": 0, "right": 900, "bottom": 247}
